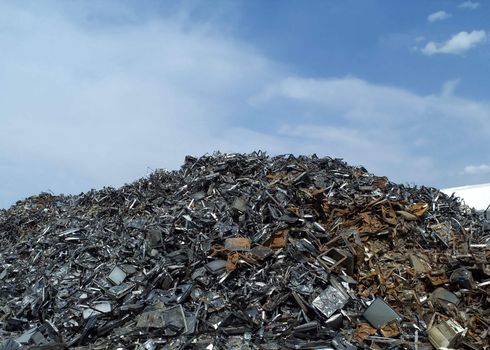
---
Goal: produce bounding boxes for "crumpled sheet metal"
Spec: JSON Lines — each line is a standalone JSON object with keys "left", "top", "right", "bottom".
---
{"left": 0, "top": 152, "right": 489, "bottom": 349}
{"left": 312, "top": 284, "right": 349, "bottom": 319}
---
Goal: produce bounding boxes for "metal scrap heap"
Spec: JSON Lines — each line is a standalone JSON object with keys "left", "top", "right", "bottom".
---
{"left": 0, "top": 153, "right": 489, "bottom": 349}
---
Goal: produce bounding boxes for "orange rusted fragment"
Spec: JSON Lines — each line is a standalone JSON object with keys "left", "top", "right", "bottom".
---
{"left": 409, "top": 202, "right": 429, "bottom": 217}
{"left": 264, "top": 230, "right": 288, "bottom": 249}
{"left": 226, "top": 252, "right": 241, "bottom": 272}
{"left": 373, "top": 176, "right": 388, "bottom": 189}
{"left": 428, "top": 271, "right": 449, "bottom": 286}
{"left": 265, "top": 174, "right": 282, "bottom": 182}
{"left": 358, "top": 212, "right": 386, "bottom": 234}
{"left": 287, "top": 205, "right": 300, "bottom": 216}
{"left": 209, "top": 244, "right": 225, "bottom": 257}
{"left": 224, "top": 237, "right": 250, "bottom": 251}
{"left": 358, "top": 289, "right": 370, "bottom": 298}
{"left": 321, "top": 200, "right": 329, "bottom": 213}
{"left": 355, "top": 323, "right": 377, "bottom": 341}
{"left": 381, "top": 206, "right": 397, "bottom": 225}
{"left": 308, "top": 188, "right": 325, "bottom": 198}
{"left": 380, "top": 321, "right": 401, "bottom": 337}
{"left": 352, "top": 169, "right": 368, "bottom": 178}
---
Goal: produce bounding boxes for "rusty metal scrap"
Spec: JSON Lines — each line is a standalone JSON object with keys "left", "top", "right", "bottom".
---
{"left": 0, "top": 152, "right": 489, "bottom": 349}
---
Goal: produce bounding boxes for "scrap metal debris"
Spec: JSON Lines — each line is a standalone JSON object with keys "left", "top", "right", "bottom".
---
{"left": 1, "top": 152, "right": 489, "bottom": 349}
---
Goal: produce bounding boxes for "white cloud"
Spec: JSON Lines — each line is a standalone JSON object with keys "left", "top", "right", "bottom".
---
{"left": 462, "top": 164, "right": 490, "bottom": 175}
{"left": 253, "top": 76, "right": 490, "bottom": 183}
{"left": 421, "top": 30, "right": 486, "bottom": 55}
{"left": 459, "top": 1, "right": 480, "bottom": 10}
{"left": 427, "top": 11, "right": 451, "bottom": 23}
{"left": 255, "top": 76, "right": 490, "bottom": 129}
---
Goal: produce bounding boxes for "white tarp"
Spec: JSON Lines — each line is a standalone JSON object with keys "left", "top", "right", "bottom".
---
{"left": 441, "top": 183, "right": 490, "bottom": 211}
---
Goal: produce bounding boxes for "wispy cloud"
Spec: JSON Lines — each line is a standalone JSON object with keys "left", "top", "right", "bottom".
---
{"left": 427, "top": 10, "right": 451, "bottom": 23}
{"left": 254, "top": 76, "right": 490, "bottom": 184}
{"left": 441, "top": 79, "right": 460, "bottom": 97}
{"left": 255, "top": 77, "right": 490, "bottom": 129}
{"left": 459, "top": 1, "right": 480, "bottom": 10}
{"left": 462, "top": 164, "right": 490, "bottom": 175}
{"left": 421, "top": 30, "right": 486, "bottom": 55}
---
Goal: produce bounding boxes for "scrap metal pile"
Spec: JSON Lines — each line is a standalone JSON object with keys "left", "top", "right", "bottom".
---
{"left": 1, "top": 153, "right": 489, "bottom": 349}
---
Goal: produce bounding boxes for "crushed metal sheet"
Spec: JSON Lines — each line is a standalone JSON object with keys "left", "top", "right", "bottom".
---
{"left": 428, "top": 319, "right": 465, "bottom": 349}
{"left": 224, "top": 237, "right": 251, "bottom": 251}
{"left": 107, "top": 266, "right": 127, "bottom": 285}
{"left": 312, "top": 285, "right": 349, "bottom": 318}
{"left": 82, "top": 301, "right": 112, "bottom": 319}
{"left": 431, "top": 287, "right": 460, "bottom": 306}
{"left": 363, "top": 298, "right": 402, "bottom": 329}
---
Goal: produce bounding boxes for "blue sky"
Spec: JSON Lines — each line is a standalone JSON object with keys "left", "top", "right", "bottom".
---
{"left": 1, "top": 0, "right": 489, "bottom": 208}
